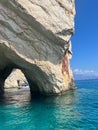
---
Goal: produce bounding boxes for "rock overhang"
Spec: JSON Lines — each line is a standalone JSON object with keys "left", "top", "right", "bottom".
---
{"left": 0, "top": 0, "right": 76, "bottom": 95}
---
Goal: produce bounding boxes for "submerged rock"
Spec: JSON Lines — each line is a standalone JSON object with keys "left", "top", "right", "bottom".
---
{"left": 0, "top": 0, "right": 76, "bottom": 95}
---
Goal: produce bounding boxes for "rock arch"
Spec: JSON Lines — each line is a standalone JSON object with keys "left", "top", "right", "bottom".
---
{"left": 0, "top": 39, "right": 75, "bottom": 96}
{"left": 0, "top": 0, "right": 76, "bottom": 96}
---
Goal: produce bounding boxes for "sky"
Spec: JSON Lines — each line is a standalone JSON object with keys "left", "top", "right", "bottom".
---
{"left": 71, "top": 0, "right": 98, "bottom": 78}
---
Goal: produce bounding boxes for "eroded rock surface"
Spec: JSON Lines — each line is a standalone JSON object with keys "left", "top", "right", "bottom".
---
{"left": 0, "top": 0, "right": 76, "bottom": 95}
{"left": 5, "top": 69, "right": 27, "bottom": 88}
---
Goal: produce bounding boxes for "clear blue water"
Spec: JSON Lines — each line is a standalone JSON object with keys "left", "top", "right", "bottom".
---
{"left": 0, "top": 79, "right": 98, "bottom": 130}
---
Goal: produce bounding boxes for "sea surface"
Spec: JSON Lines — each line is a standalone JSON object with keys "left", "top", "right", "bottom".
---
{"left": 0, "top": 79, "right": 98, "bottom": 130}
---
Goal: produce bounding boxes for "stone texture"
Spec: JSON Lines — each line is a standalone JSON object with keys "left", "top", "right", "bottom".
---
{"left": 0, "top": 0, "right": 76, "bottom": 95}
{"left": 4, "top": 69, "right": 27, "bottom": 88}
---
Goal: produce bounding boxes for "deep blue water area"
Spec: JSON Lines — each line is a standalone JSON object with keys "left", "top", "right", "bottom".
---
{"left": 0, "top": 79, "right": 98, "bottom": 130}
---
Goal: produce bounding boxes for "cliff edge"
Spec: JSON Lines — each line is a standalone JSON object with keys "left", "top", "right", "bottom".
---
{"left": 0, "top": 0, "right": 76, "bottom": 95}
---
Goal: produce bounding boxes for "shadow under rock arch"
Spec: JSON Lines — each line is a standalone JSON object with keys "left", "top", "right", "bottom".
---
{"left": 0, "top": 63, "right": 41, "bottom": 97}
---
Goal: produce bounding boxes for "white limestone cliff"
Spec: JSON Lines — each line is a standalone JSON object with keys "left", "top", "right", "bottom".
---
{"left": 0, "top": 0, "right": 76, "bottom": 95}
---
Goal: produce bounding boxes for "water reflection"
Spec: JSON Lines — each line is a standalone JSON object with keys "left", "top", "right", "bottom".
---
{"left": 37, "top": 91, "right": 81, "bottom": 130}
{"left": 0, "top": 87, "right": 96, "bottom": 130}
{"left": 0, "top": 88, "right": 31, "bottom": 105}
{"left": 0, "top": 80, "right": 98, "bottom": 130}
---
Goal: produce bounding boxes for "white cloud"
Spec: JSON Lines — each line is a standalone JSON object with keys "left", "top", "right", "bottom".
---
{"left": 73, "top": 69, "right": 98, "bottom": 76}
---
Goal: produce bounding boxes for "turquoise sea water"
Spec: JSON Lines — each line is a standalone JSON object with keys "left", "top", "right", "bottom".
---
{"left": 0, "top": 79, "right": 98, "bottom": 130}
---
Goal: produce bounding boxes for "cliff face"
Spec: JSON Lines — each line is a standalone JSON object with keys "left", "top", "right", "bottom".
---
{"left": 0, "top": 0, "right": 76, "bottom": 95}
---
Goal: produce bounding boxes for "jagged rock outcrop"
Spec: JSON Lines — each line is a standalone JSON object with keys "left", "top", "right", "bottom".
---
{"left": 0, "top": 0, "right": 76, "bottom": 95}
